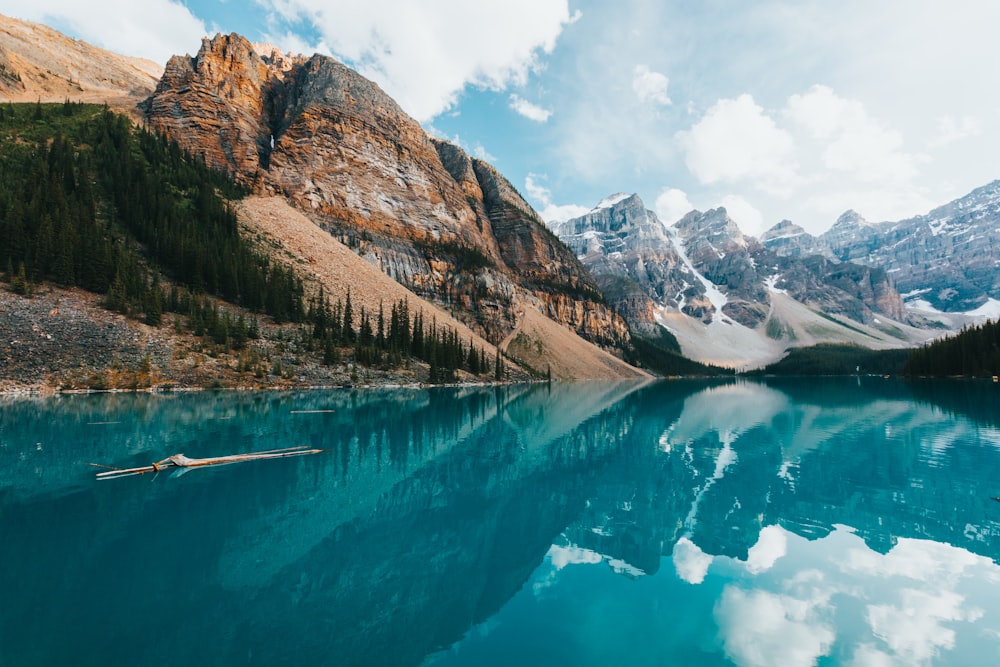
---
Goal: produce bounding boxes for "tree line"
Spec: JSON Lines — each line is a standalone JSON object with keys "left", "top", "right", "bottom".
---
{"left": 0, "top": 101, "right": 303, "bottom": 324}
{"left": 308, "top": 291, "right": 504, "bottom": 383}
{"left": 904, "top": 318, "right": 1000, "bottom": 377}
{"left": 0, "top": 103, "right": 503, "bottom": 383}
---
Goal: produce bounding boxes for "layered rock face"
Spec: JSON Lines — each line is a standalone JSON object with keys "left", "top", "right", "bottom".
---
{"left": 760, "top": 220, "right": 835, "bottom": 260}
{"left": 820, "top": 182, "right": 1000, "bottom": 312}
{"left": 553, "top": 194, "right": 694, "bottom": 333}
{"left": 145, "top": 33, "right": 628, "bottom": 349}
{"left": 673, "top": 208, "right": 770, "bottom": 327}
{"left": 554, "top": 194, "right": 906, "bottom": 333}
{"left": 759, "top": 182, "right": 1000, "bottom": 313}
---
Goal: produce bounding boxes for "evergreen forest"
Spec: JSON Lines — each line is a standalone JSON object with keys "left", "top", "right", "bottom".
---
{"left": 904, "top": 319, "right": 1000, "bottom": 377}
{"left": 0, "top": 102, "right": 499, "bottom": 384}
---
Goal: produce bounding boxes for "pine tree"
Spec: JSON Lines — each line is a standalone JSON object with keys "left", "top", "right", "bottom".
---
{"left": 343, "top": 288, "right": 355, "bottom": 343}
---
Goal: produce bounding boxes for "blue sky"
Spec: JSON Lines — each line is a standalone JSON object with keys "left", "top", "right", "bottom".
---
{"left": 4, "top": 0, "right": 999, "bottom": 235}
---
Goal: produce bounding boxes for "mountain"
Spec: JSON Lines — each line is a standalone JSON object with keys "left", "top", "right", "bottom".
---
{"left": 821, "top": 181, "right": 1000, "bottom": 315}
{"left": 759, "top": 220, "right": 835, "bottom": 260}
{"left": 0, "top": 19, "right": 646, "bottom": 386}
{"left": 550, "top": 194, "right": 687, "bottom": 336}
{"left": 760, "top": 183, "right": 1000, "bottom": 319}
{"left": 143, "top": 33, "right": 632, "bottom": 359}
{"left": 0, "top": 14, "right": 160, "bottom": 111}
{"left": 554, "top": 194, "right": 923, "bottom": 367}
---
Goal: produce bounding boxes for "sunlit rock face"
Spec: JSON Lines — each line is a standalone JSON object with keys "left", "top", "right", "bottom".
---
{"left": 145, "top": 33, "right": 630, "bottom": 349}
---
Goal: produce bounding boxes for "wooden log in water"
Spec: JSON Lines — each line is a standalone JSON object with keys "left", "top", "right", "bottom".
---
{"left": 91, "top": 446, "right": 326, "bottom": 479}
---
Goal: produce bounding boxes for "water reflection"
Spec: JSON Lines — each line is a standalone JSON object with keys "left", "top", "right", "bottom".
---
{"left": 1, "top": 378, "right": 1000, "bottom": 666}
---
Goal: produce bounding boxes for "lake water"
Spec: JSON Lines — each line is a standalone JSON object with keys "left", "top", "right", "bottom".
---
{"left": 3, "top": 378, "right": 1000, "bottom": 666}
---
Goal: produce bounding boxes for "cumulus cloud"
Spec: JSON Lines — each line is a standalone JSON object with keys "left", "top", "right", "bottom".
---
{"left": 632, "top": 64, "right": 671, "bottom": 106}
{"left": 676, "top": 94, "right": 798, "bottom": 196}
{"left": 721, "top": 195, "right": 765, "bottom": 237}
{"left": 509, "top": 94, "right": 553, "bottom": 122}
{"left": 866, "top": 588, "right": 982, "bottom": 665}
{"left": 525, "top": 174, "right": 590, "bottom": 223}
{"left": 786, "top": 85, "right": 926, "bottom": 184}
{"left": 655, "top": 188, "right": 694, "bottom": 225}
{"left": 258, "top": 0, "right": 579, "bottom": 121}
{"left": 0, "top": 0, "right": 207, "bottom": 65}
{"left": 716, "top": 586, "right": 836, "bottom": 667}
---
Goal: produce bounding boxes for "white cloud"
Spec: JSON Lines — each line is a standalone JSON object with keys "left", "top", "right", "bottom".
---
{"left": 840, "top": 537, "right": 986, "bottom": 584}
{"left": 676, "top": 94, "right": 798, "bottom": 196}
{"left": 746, "top": 525, "right": 788, "bottom": 574}
{"left": 258, "top": 0, "right": 579, "bottom": 121}
{"left": 786, "top": 85, "right": 926, "bottom": 184}
{"left": 0, "top": 0, "right": 208, "bottom": 65}
{"left": 716, "top": 586, "right": 836, "bottom": 667}
{"left": 721, "top": 195, "right": 765, "bottom": 237}
{"left": 548, "top": 543, "right": 603, "bottom": 569}
{"left": 632, "top": 64, "right": 671, "bottom": 106}
{"left": 932, "top": 115, "right": 983, "bottom": 148}
{"left": 866, "top": 588, "right": 981, "bottom": 666}
{"left": 509, "top": 94, "right": 553, "bottom": 122}
{"left": 525, "top": 174, "right": 589, "bottom": 223}
{"left": 672, "top": 537, "right": 713, "bottom": 584}
{"left": 655, "top": 188, "right": 694, "bottom": 225}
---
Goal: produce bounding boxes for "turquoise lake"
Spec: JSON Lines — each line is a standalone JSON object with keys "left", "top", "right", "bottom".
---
{"left": 3, "top": 378, "right": 1000, "bottom": 666}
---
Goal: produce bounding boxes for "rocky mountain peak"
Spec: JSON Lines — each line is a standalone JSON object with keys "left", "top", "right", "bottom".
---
{"left": 592, "top": 193, "right": 636, "bottom": 212}
{"left": 553, "top": 193, "right": 675, "bottom": 265}
{"left": 824, "top": 181, "right": 1000, "bottom": 313}
{"left": 673, "top": 208, "right": 747, "bottom": 250}
{"left": 923, "top": 179, "right": 1000, "bottom": 222}
{"left": 832, "top": 209, "right": 870, "bottom": 231}
{"left": 144, "top": 30, "right": 631, "bottom": 352}
{"left": 760, "top": 219, "right": 805, "bottom": 241}
{"left": 761, "top": 220, "right": 835, "bottom": 260}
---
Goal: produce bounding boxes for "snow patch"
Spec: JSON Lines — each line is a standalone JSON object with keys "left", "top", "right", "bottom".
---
{"left": 668, "top": 229, "right": 728, "bottom": 322}
{"left": 591, "top": 193, "right": 631, "bottom": 212}
{"left": 969, "top": 298, "right": 1000, "bottom": 320}
{"left": 764, "top": 275, "right": 786, "bottom": 294}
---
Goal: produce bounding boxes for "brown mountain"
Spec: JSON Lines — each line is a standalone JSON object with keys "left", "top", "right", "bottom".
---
{"left": 143, "top": 32, "right": 631, "bottom": 356}
{"left": 0, "top": 19, "right": 643, "bottom": 383}
{"left": 0, "top": 14, "right": 160, "bottom": 113}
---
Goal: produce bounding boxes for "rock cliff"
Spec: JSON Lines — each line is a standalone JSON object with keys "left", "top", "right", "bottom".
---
{"left": 145, "top": 33, "right": 629, "bottom": 350}
{"left": 820, "top": 182, "right": 1000, "bottom": 312}
{"left": 552, "top": 194, "right": 914, "bottom": 365}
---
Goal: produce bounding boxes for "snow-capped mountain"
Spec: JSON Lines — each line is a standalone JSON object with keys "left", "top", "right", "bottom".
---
{"left": 823, "top": 181, "right": 1000, "bottom": 314}
{"left": 759, "top": 181, "right": 1000, "bottom": 318}
{"left": 554, "top": 195, "right": 923, "bottom": 368}
{"left": 552, "top": 194, "right": 689, "bottom": 336}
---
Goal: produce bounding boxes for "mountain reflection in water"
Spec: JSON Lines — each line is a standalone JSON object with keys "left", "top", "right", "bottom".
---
{"left": 2, "top": 378, "right": 1000, "bottom": 666}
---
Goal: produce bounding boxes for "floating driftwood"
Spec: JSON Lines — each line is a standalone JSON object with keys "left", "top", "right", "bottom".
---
{"left": 90, "top": 446, "right": 326, "bottom": 480}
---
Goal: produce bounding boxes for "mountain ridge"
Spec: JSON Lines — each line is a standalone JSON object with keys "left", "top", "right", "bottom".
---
{"left": 0, "top": 18, "right": 646, "bottom": 386}
{"left": 143, "top": 32, "right": 632, "bottom": 357}
{"left": 553, "top": 193, "right": 928, "bottom": 367}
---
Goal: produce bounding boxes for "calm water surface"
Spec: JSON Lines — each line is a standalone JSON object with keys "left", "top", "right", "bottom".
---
{"left": 3, "top": 378, "right": 1000, "bottom": 666}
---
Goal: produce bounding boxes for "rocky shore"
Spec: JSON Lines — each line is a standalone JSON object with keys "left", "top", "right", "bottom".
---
{"left": 0, "top": 286, "right": 509, "bottom": 395}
